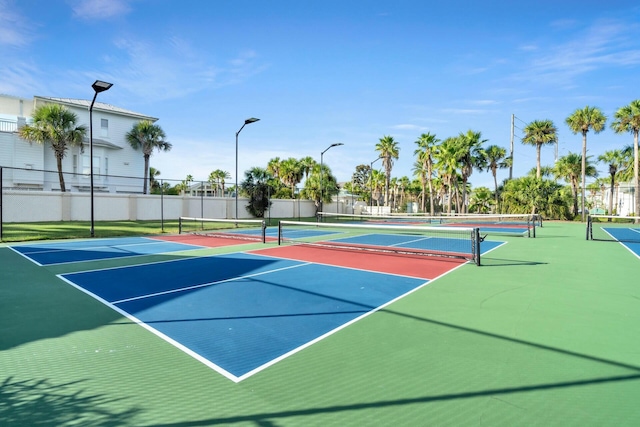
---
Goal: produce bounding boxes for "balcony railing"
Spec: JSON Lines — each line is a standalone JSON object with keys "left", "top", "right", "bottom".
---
{"left": 0, "top": 118, "right": 18, "bottom": 133}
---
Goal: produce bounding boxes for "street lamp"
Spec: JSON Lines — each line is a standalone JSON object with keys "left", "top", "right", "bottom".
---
{"left": 370, "top": 156, "right": 383, "bottom": 213}
{"left": 235, "top": 117, "right": 260, "bottom": 219}
{"left": 320, "top": 143, "right": 344, "bottom": 214}
{"left": 89, "top": 80, "right": 113, "bottom": 237}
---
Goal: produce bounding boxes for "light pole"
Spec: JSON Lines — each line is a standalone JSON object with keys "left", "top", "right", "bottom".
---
{"left": 320, "top": 143, "right": 343, "bottom": 214}
{"left": 370, "top": 156, "right": 383, "bottom": 213}
{"left": 235, "top": 117, "right": 260, "bottom": 219}
{"left": 89, "top": 80, "right": 113, "bottom": 237}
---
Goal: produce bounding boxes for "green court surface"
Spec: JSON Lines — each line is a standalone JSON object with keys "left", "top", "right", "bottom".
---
{"left": 1, "top": 221, "right": 639, "bottom": 426}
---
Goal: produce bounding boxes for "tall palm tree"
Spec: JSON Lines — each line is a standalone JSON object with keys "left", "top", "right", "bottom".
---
{"left": 554, "top": 152, "right": 597, "bottom": 217}
{"left": 484, "top": 145, "right": 512, "bottom": 208}
{"left": 299, "top": 156, "right": 316, "bottom": 180}
{"left": 414, "top": 132, "right": 439, "bottom": 215}
{"left": 565, "top": 106, "right": 607, "bottom": 220}
{"left": 597, "top": 149, "right": 626, "bottom": 215}
{"left": 18, "top": 104, "right": 87, "bottom": 192}
{"left": 456, "top": 130, "right": 487, "bottom": 213}
{"left": 375, "top": 135, "right": 400, "bottom": 206}
{"left": 368, "top": 169, "right": 385, "bottom": 207}
{"left": 266, "top": 157, "right": 282, "bottom": 181}
{"left": 279, "top": 157, "right": 303, "bottom": 197}
{"left": 126, "top": 120, "right": 171, "bottom": 194}
{"left": 208, "top": 169, "right": 231, "bottom": 196}
{"left": 522, "top": 119, "right": 558, "bottom": 180}
{"left": 434, "top": 137, "right": 460, "bottom": 214}
{"left": 611, "top": 100, "right": 640, "bottom": 217}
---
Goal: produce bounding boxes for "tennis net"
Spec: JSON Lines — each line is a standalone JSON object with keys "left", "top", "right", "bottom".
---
{"left": 317, "top": 212, "right": 538, "bottom": 237}
{"left": 586, "top": 215, "right": 640, "bottom": 243}
{"left": 278, "top": 220, "right": 482, "bottom": 265}
{"left": 179, "top": 217, "right": 267, "bottom": 243}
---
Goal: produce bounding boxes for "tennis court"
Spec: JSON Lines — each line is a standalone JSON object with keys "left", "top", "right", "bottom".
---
{"left": 11, "top": 225, "right": 502, "bottom": 382}
{"left": 586, "top": 214, "right": 640, "bottom": 259}
{"left": 2, "top": 221, "right": 639, "bottom": 426}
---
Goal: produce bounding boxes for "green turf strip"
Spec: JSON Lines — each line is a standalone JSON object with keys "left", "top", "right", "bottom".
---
{"left": 1, "top": 221, "right": 639, "bottom": 426}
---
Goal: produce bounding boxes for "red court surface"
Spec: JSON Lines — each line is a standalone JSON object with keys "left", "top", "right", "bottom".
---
{"left": 153, "top": 234, "right": 252, "bottom": 248}
{"left": 251, "top": 244, "right": 467, "bottom": 280}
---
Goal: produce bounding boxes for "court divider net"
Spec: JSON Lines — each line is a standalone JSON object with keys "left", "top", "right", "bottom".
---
{"left": 179, "top": 217, "right": 267, "bottom": 243}
{"left": 316, "top": 212, "right": 538, "bottom": 237}
{"left": 586, "top": 214, "right": 640, "bottom": 243}
{"left": 278, "top": 220, "right": 482, "bottom": 266}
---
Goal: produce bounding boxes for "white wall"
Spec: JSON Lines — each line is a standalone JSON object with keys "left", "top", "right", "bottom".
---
{"left": 1, "top": 191, "right": 329, "bottom": 223}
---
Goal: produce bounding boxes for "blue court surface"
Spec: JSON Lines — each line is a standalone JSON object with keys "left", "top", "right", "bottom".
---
{"left": 59, "top": 252, "right": 432, "bottom": 382}
{"left": 603, "top": 227, "right": 640, "bottom": 258}
{"left": 11, "top": 237, "right": 200, "bottom": 265}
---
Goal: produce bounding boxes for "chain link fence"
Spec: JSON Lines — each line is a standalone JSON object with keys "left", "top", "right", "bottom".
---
{"left": 0, "top": 166, "right": 325, "bottom": 241}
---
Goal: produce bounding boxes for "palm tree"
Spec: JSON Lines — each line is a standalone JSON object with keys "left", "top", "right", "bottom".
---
{"left": 126, "top": 120, "right": 171, "bottom": 194}
{"left": 484, "top": 145, "right": 511, "bottom": 208}
{"left": 522, "top": 119, "right": 558, "bottom": 179}
{"left": 565, "top": 106, "right": 607, "bottom": 220}
{"left": 375, "top": 135, "right": 400, "bottom": 206}
{"left": 554, "top": 152, "right": 597, "bottom": 217}
{"left": 240, "top": 167, "right": 273, "bottom": 217}
{"left": 611, "top": 100, "right": 640, "bottom": 217}
{"left": 369, "top": 169, "right": 385, "bottom": 207}
{"left": 468, "top": 187, "right": 494, "bottom": 213}
{"left": 149, "top": 167, "right": 161, "bottom": 193}
{"left": 18, "top": 104, "right": 87, "bottom": 192}
{"left": 208, "top": 169, "right": 231, "bottom": 196}
{"left": 299, "top": 156, "right": 316, "bottom": 180}
{"left": 434, "top": 137, "right": 460, "bottom": 214}
{"left": 279, "top": 157, "right": 303, "bottom": 198}
{"left": 302, "top": 163, "right": 340, "bottom": 212}
{"left": 597, "top": 149, "right": 626, "bottom": 215}
{"left": 266, "top": 157, "right": 282, "bottom": 181}
{"left": 456, "top": 130, "right": 487, "bottom": 213}
{"left": 414, "top": 132, "right": 439, "bottom": 215}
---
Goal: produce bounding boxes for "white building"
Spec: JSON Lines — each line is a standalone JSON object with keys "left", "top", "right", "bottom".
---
{"left": 0, "top": 94, "right": 158, "bottom": 193}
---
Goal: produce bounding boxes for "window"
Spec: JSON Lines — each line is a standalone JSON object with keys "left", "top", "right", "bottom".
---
{"left": 82, "top": 155, "right": 100, "bottom": 176}
{"left": 100, "top": 119, "right": 108, "bottom": 137}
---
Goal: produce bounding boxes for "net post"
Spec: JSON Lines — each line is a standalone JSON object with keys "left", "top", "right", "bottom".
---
{"left": 531, "top": 215, "right": 536, "bottom": 238}
{"left": 474, "top": 227, "right": 481, "bottom": 266}
{"left": 586, "top": 215, "right": 591, "bottom": 240}
{"left": 261, "top": 220, "right": 266, "bottom": 244}
{"left": 278, "top": 221, "right": 282, "bottom": 245}
{"left": 178, "top": 216, "right": 183, "bottom": 234}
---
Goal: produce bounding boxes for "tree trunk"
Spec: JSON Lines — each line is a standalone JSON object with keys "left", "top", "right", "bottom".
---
{"left": 581, "top": 132, "right": 587, "bottom": 221}
{"left": 143, "top": 155, "right": 150, "bottom": 194}
{"left": 56, "top": 153, "right": 66, "bottom": 192}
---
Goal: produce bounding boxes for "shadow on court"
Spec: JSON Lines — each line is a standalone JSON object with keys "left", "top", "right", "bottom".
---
{"left": 148, "top": 305, "right": 640, "bottom": 426}
{"left": 0, "top": 376, "right": 141, "bottom": 426}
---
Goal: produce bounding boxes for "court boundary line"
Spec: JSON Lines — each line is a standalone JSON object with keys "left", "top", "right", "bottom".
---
{"left": 600, "top": 227, "right": 640, "bottom": 260}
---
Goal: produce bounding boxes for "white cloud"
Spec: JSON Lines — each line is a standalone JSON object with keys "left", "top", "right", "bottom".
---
{"left": 70, "top": 0, "right": 131, "bottom": 20}
{"left": 0, "top": 3, "right": 33, "bottom": 47}
{"left": 516, "top": 18, "right": 640, "bottom": 86}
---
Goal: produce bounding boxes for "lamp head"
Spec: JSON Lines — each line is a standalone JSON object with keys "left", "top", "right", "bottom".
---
{"left": 92, "top": 80, "right": 113, "bottom": 94}
{"left": 245, "top": 117, "right": 260, "bottom": 125}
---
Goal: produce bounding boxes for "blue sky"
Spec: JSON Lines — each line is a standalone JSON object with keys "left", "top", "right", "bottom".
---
{"left": 2, "top": 0, "right": 640, "bottom": 189}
